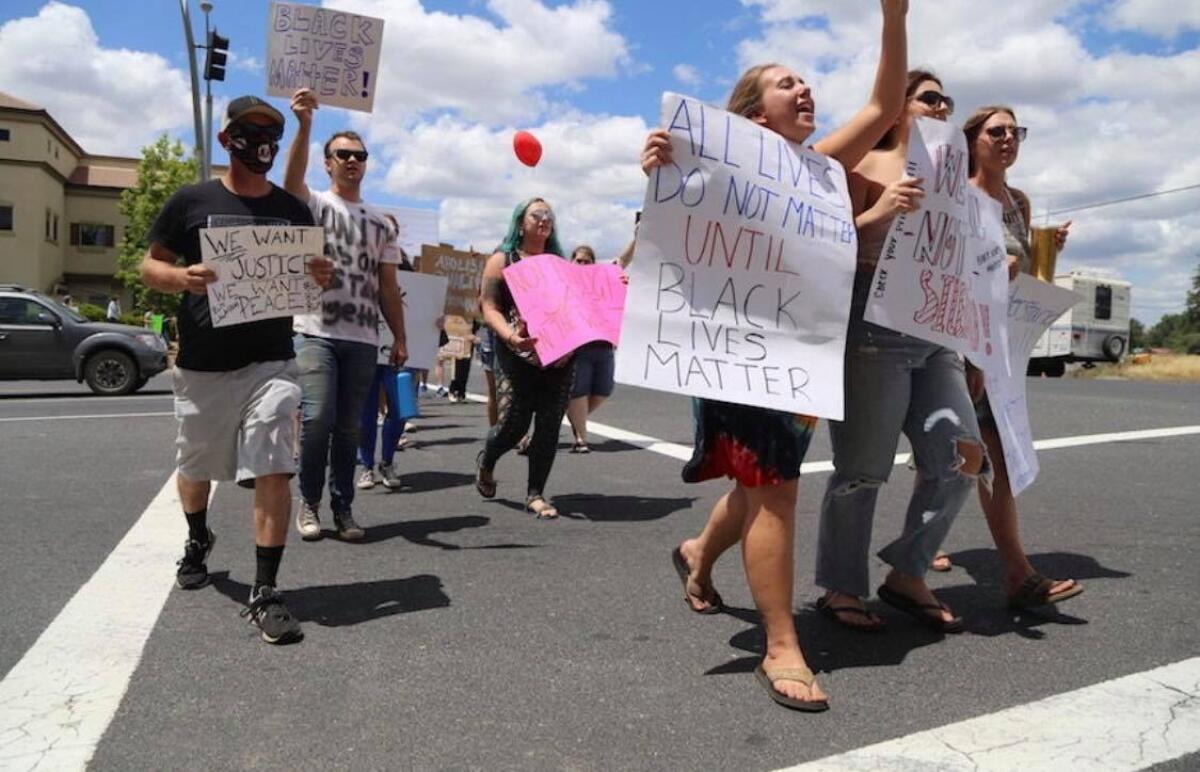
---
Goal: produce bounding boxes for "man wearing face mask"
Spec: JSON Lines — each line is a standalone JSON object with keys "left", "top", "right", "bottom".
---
{"left": 284, "top": 87, "right": 408, "bottom": 543}
{"left": 140, "top": 95, "right": 334, "bottom": 645}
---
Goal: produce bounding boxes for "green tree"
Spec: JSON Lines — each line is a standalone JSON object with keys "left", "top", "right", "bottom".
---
{"left": 115, "top": 136, "right": 200, "bottom": 314}
{"left": 1186, "top": 261, "right": 1200, "bottom": 325}
{"left": 1129, "top": 317, "right": 1145, "bottom": 350}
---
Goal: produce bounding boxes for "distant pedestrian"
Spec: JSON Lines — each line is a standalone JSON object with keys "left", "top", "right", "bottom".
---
{"left": 106, "top": 296, "right": 121, "bottom": 322}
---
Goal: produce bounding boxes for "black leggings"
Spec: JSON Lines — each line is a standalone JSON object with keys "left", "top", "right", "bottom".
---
{"left": 480, "top": 346, "right": 573, "bottom": 499}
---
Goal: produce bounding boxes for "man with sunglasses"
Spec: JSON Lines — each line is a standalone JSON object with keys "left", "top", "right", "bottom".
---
{"left": 284, "top": 87, "right": 408, "bottom": 543}
{"left": 140, "top": 95, "right": 334, "bottom": 645}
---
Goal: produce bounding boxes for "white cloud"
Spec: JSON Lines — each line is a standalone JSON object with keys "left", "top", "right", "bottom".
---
{"left": 378, "top": 112, "right": 650, "bottom": 258}
{"left": 0, "top": 2, "right": 192, "bottom": 155}
{"left": 1107, "top": 0, "right": 1200, "bottom": 38}
{"left": 228, "top": 51, "right": 263, "bottom": 74}
{"left": 730, "top": 0, "right": 1200, "bottom": 323}
{"left": 322, "top": 0, "right": 631, "bottom": 126}
{"left": 673, "top": 64, "right": 702, "bottom": 89}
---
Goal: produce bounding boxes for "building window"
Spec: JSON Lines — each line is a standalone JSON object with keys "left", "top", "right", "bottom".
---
{"left": 0, "top": 128, "right": 10, "bottom": 141}
{"left": 70, "top": 223, "right": 116, "bottom": 248}
{"left": 45, "top": 209, "right": 51, "bottom": 241}
{"left": 53, "top": 213, "right": 59, "bottom": 243}
{"left": 0, "top": 205, "right": 12, "bottom": 231}
{"left": 1095, "top": 285, "right": 1113, "bottom": 321}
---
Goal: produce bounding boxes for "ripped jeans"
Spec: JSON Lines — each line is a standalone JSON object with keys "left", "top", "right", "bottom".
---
{"left": 816, "top": 320, "right": 988, "bottom": 598}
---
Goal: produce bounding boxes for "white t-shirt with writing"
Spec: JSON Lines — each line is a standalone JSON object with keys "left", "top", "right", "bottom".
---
{"left": 293, "top": 189, "right": 400, "bottom": 345}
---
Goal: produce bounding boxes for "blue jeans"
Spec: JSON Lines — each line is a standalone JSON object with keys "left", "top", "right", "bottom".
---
{"left": 295, "top": 334, "right": 378, "bottom": 514}
{"left": 816, "top": 319, "right": 989, "bottom": 597}
{"left": 358, "top": 365, "right": 407, "bottom": 468}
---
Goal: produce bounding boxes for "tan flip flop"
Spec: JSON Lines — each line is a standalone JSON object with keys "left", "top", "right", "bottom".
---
{"left": 754, "top": 664, "right": 829, "bottom": 712}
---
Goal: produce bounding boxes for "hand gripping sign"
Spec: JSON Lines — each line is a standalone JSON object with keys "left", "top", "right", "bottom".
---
{"left": 200, "top": 225, "right": 324, "bottom": 327}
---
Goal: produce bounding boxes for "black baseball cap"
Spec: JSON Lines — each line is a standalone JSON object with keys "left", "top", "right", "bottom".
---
{"left": 221, "top": 96, "right": 285, "bottom": 131}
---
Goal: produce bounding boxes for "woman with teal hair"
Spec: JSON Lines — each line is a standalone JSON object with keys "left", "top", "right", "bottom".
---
{"left": 475, "top": 198, "right": 574, "bottom": 519}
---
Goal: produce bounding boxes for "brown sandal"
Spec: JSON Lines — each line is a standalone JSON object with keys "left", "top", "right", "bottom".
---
{"left": 754, "top": 664, "right": 829, "bottom": 712}
{"left": 1008, "top": 574, "right": 1084, "bottom": 609}
{"left": 670, "top": 546, "right": 723, "bottom": 614}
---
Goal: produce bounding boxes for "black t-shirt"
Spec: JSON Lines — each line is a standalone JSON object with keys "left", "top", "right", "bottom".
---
{"left": 149, "top": 180, "right": 315, "bottom": 371}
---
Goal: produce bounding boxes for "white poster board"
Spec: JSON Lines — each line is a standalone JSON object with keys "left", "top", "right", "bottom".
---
{"left": 614, "top": 92, "right": 857, "bottom": 420}
{"left": 266, "top": 1, "right": 385, "bottom": 113}
{"left": 985, "top": 275, "right": 1080, "bottom": 495}
{"left": 200, "top": 225, "right": 324, "bottom": 327}
{"left": 376, "top": 205, "right": 439, "bottom": 260}
{"left": 378, "top": 272, "right": 448, "bottom": 370}
{"left": 864, "top": 118, "right": 1010, "bottom": 372}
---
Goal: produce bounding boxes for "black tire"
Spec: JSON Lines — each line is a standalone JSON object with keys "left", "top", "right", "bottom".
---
{"left": 1044, "top": 359, "right": 1066, "bottom": 378}
{"left": 1102, "top": 335, "right": 1126, "bottom": 362}
{"left": 84, "top": 350, "right": 138, "bottom": 395}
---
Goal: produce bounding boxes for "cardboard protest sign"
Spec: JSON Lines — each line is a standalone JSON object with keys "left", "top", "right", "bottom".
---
{"left": 377, "top": 272, "right": 448, "bottom": 370}
{"left": 266, "top": 1, "right": 385, "bottom": 113}
{"left": 864, "top": 118, "right": 1009, "bottom": 371}
{"left": 419, "top": 244, "right": 486, "bottom": 319}
{"left": 503, "top": 254, "right": 626, "bottom": 366}
{"left": 200, "top": 225, "right": 324, "bottom": 327}
{"left": 614, "top": 93, "right": 857, "bottom": 419}
{"left": 439, "top": 315, "right": 474, "bottom": 360}
{"left": 985, "top": 275, "right": 1080, "bottom": 496}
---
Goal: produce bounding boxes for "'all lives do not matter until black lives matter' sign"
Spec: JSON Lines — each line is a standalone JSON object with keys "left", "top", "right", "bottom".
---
{"left": 615, "top": 92, "right": 857, "bottom": 420}
{"left": 200, "top": 225, "right": 325, "bottom": 327}
{"left": 266, "top": 1, "right": 385, "bottom": 113}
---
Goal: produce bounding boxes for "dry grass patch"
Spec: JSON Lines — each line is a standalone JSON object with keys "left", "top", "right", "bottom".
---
{"left": 1072, "top": 353, "right": 1200, "bottom": 382}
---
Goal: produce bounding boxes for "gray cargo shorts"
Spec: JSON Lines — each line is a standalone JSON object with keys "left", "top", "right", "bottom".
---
{"left": 173, "top": 359, "right": 301, "bottom": 488}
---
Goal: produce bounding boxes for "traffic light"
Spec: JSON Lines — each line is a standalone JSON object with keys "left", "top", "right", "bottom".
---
{"left": 204, "top": 29, "right": 229, "bottom": 82}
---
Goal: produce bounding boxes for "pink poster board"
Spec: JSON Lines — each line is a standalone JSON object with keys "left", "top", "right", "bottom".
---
{"left": 502, "top": 254, "right": 627, "bottom": 366}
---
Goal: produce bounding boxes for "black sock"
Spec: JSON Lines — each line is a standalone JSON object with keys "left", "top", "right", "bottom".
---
{"left": 254, "top": 545, "right": 285, "bottom": 594}
{"left": 184, "top": 509, "right": 209, "bottom": 543}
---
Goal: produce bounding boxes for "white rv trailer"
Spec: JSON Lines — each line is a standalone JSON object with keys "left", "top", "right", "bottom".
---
{"left": 1028, "top": 270, "right": 1132, "bottom": 377}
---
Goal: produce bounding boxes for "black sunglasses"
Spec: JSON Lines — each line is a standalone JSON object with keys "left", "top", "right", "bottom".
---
{"left": 330, "top": 148, "right": 369, "bottom": 162}
{"left": 228, "top": 122, "right": 283, "bottom": 143}
{"left": 985, "top": 125, "right": 1028, "bottom": 142}
{"left": 913, "top": 90, "right": 954, "bottom": 115}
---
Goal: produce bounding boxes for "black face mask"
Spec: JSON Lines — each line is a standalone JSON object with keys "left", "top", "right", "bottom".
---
{"left": 225, "top": 122, "right": 282, "bottom": 174}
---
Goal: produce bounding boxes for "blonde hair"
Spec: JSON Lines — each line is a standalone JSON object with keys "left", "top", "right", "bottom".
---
{"left": 726, "top": 63, "right": 783, "bottom": 118}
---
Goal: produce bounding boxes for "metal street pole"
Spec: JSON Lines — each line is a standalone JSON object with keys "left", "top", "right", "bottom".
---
{"left": 178, "top": 0, "right": 205, "bottom": 183}
{"left": 201, "top": 2, "right": 213, "bottom": 181}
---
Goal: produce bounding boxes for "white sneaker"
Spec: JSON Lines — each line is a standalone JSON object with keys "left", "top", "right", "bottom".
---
{"left": 296, "top": 501, "right": 322, "bottom": 541}
{"left": 355, "top": 466, "right": 376, "bottom": 490}
{"left": 404, "top": 421, "right": 417, "bottom": 433}
{"left": 378, "top": 462, "right": 403, "bottom": 489}
{"left": 395, "top": 434, "right": 410, "bottom": 451}
{"left": 436, "top": 386, "right": 449, "bottom": 397}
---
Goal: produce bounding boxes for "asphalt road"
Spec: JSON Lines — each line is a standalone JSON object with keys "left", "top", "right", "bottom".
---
{"left": 1, "top": 371, "right": 1198, "bottom": 770}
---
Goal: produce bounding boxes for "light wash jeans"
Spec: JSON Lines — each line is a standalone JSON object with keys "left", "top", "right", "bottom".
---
{"left": 295, "top": 334, "right": 378, "bottom": 514}
{"left": 816, "top": 319, "right": 988, "bottom": 598}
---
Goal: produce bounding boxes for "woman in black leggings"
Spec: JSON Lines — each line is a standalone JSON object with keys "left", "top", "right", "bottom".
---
{"left": 475, "top": 198, "right": 574, "bottom": 519}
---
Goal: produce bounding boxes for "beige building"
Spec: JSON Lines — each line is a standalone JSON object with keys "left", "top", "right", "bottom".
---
{"left": 0, "top": 90, "right": 143, "bottom": 307}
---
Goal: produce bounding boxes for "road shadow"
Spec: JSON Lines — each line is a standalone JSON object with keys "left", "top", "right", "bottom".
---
{"left": 706, "top": 604, "right": 948, "bottom": 677}
{"left": 390, "top": 470, "right": 474, "bottom": 494}
{"left": 567, "top": 439, "right": 643, "bottom": 455}
{"left": 356, "top": 514, "right": 538, "bottom": 551}
{"left": 412, "top": 436, "right": 481, "bottom": 450}
{"left": 552, "top": 492, "right": 697, "bottom": 522}
{"left": 934, "top": 548, "right": 1132, "bottom": 639}
{"left": 401, "top": 423, "right": 463, "bottom": 432}
{"left": 210, "top": 571, "right": 449, "bottom": 627}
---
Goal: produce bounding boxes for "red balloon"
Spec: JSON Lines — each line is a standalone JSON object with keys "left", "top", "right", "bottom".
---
{"left": 513, "top": 130, "right": 542, "bottom": 167}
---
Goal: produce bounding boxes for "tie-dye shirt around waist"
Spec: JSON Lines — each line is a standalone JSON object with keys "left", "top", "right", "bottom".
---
{"left": 682, "top": 399, "right": 818, "bottom": 488}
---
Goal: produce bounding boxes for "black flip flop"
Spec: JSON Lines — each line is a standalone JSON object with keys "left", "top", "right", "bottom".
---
{"left": 754, "top": 664, "right": 829, "bottom": 713}
{"left": 670, "top": 546, "right": 723, "bottom": 615}
{"left": 877, "top": 584, "right": 963, "bottom": 634}
{"left": 1008, "top": 574, "right": 1084, "bottom": 609}
{"left": 815, "top": 595, "right": 885, "bottom": 633}
{"left": 474, "top": 451, "right": 496, "bottom": 499}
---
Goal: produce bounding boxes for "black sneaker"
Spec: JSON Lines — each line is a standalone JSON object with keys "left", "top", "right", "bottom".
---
{"left": 240, "top": 586, "right": 303, "bottom": 644}
{"left": 175, "top": 529, "right": 215, "bottom": 590}
{"left": 333, "top": 511, "right": 365, "bottom": 540}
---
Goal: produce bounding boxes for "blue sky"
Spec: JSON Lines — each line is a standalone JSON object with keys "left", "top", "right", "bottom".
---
{"left": 2, "top": 0, "right": 1198, "bottom": 323}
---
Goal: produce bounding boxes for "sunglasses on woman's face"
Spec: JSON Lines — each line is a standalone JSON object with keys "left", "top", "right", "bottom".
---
{"left": 527, "top": 209, "right": 554, "bottom": 224}
{"left": 330, "top": 148, "right": 369, "bottom": 162}
{"left": 913, "top": 90, "right": 954, "bottom": 114}
{"left": 985, "top": 125, "right": 1027, "bottom": 142}
{"left": 573, "top": 257, "right": 594, "bottom": 264}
